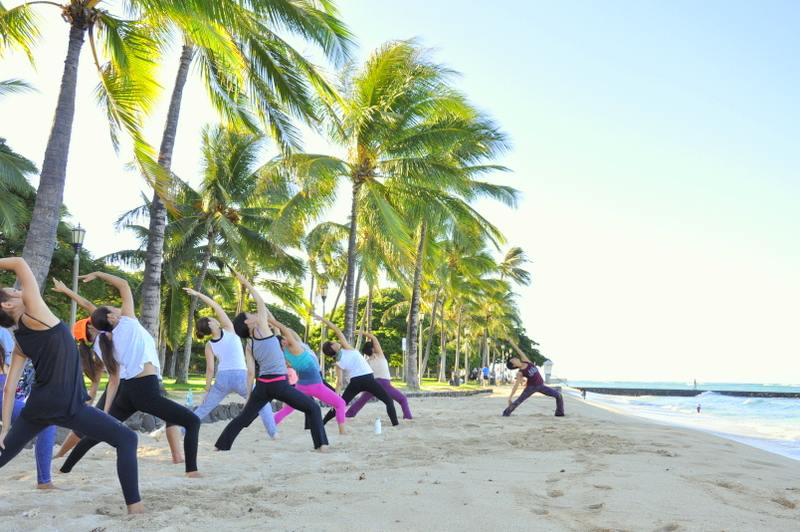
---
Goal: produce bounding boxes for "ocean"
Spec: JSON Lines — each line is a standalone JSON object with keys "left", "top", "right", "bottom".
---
{"left": 563, "top": 381, "right": 800, "bottom": 461}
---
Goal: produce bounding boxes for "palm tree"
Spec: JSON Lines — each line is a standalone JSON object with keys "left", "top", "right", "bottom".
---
{"left": 1, "top": 0, "right": 166, "bottom": 286}
{"left": 137, "top": 0, "right": 353, "bottom": 342}
{"left": 0, "top": 79, "right": 37, "bottom": 235}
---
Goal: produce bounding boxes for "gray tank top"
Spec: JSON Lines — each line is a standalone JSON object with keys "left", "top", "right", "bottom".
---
{"left": 251, "top": 335, "right": 286, "bottom": 376}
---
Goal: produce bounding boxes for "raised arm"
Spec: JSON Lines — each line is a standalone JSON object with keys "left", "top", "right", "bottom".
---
{"left": 312, "top": 314, "right": 351, "bottom": 350}
{"left": 268, "top": 317, "right": 302, "bottom": 355}
{"left": 183, "top": 288, "right": 234, "bottom": 331}
{"left": 0, "top": 257, "right": 57, "bottom": 326}
{"left": 52, "top": 278, "right": 97, "bottom": 313}
{"left": 361, "top": 330, "right": 384, "bottom": 356}
{"left": 80, "top": 271, "right": 134, "bottom": 318}
{"left": 233, "top": 271, "right": 273, "bottom": 336}
{"left": 507, "top": 339, "right": 531, "bottom": 363}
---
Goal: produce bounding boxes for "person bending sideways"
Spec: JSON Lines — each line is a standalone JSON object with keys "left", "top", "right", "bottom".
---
{"left": 313, "top": 315, "right": 399, "bottom": 427}
{"left": 0, "top": 257, "right": 143, "bottom": 513}
{"left": 503, "top": 340, "right": 564, "bottom": 417}
{"left": 213, "top": 272, "right": 328, "bottom": 452}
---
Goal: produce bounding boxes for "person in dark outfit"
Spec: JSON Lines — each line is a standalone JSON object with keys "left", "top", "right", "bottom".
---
{"left": 0, "top": 257, "right": 143, "bottom": 514}
{"left": 503, "top": 340, "right": 564, "bottom": 417}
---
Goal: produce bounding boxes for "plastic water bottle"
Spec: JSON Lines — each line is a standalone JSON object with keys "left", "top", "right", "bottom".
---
{"left": 185, "top": 389, "right": 194, "bottom": 407}
{"left": 374, "top": 418, "right": 382, "bottom": 434}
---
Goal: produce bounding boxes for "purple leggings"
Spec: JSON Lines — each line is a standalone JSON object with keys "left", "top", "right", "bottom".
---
{"left": 503, "top": 384, "right": 564, "bottom": 417}
{"left": 346, "top": 378, "right": 413, "bottom": 420}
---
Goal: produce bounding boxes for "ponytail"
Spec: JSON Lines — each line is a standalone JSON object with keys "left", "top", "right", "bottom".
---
{"left": 98, "top": 332, "right": 118, "bottom": 375}
{"left": 78, "top": 341, "right": 102, "bottom": 382}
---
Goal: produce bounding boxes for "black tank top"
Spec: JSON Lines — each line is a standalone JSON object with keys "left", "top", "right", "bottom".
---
{"left": 14, "top": 316, "right": 89, "bottom": 422}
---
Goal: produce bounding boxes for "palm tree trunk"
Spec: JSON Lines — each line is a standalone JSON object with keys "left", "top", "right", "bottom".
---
{"left": 178, "top": 236, "right": 213, "bottom": 383}
{"left": 236, "top": 281, "right": 247, "bottom": 314}
{"left": 343, "top": 181, "right": 361, "bottom": 343}
{"left": 464, "top": 342, "right": 471, "bottom": 385}
{"left": 139, "top": 44, "right": 195, "bottom": 340}
{"left": 355, "top": 283, "right": 373, "bottom": 350}
{"left": 482, "top": 328, "right": 489, "bottom": 368}
{"left": 21, "top": 21, "right": 86, "bottom": 286}
{"left": 452, "top": 304, "right": 463, "bottom": 385}
{"left": 438, "top": 324, "right": 447, "bottom": 382}
{"left": 327, "top": 273, "right": 346, "bottom": 321}
{"left": 405, "top": 222, "right": 427, "bottom": 390}
{"left": 420, "top": 291, "right": 441, "bottom": 373}
{"left": 167, "top": 344, "right": 179, "bottom": 377}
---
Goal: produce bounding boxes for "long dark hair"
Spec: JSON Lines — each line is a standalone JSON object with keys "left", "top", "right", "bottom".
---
{"left": 78, "top": 340, "right": 103, "bottom": 382}
{"left": 232, "top": 312, "right": 250, "bottom": 339}
{"left": 90, "top": 307, "right": 119, "bottom": 375}
{"left": 361, "top": 341, "right": 374, "bottom": 357}
{"left": 196, "top": 317, "right": 212, "bottom": 339}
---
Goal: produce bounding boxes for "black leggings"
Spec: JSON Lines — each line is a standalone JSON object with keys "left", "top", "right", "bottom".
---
{"left": 324, "top": 374, "right": 399, "bottom": 426}
{"left": 215, "top": 376, "right": 328, "bottom": 450}
{"left": 61, "top": 375, "right": 200, "bottom": 473}
{"left": 0, "top": 405, "right": 140, "bottom": 504}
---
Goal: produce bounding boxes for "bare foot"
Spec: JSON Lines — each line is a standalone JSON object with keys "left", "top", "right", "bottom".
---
{"left": 36, "top": 482, "right": 57, "bottom": 490}
{"left": 338, "top": 425, "right": 347, "bottom": 435}
{"left": 172, "top": 455, "right": 185, "bottom": 464}
{"left": 316, "top": 445, "right": 329, "bottom": 453}
{"left": 127, "top": 502, "right": 145, "bottom": 515}
{"left": 186, "top": 471, "right": 204, "bottom": 478}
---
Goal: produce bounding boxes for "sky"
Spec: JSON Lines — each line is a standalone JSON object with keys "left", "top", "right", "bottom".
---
{"left": 1, "top": 1, "right": 798, "bottom": 383}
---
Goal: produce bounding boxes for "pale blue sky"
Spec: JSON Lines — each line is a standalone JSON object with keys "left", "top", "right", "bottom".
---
{"left": 1, "top": 1, "right": 798, "bottom": 382}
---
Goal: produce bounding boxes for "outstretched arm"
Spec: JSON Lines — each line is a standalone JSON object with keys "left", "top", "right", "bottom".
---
{"left": 183, "top": 288, "right": 234, "bottom": 331}
{"left": 507, "top": 339, "right": 531, "bottom": 362}
{"left": 313, "top": 314, "right": 352, "bottom": 350}
{"left": 360, "top": 330, "right": 384, "bottom": 356}
{"left": 508, "top": 371, "right": 524, "bottom": 405}
{"left": 233, "top": 271, "right": 273, "bottom": 336}
{"left": 52, "top": 278, "right": 97, "bottom": 313}
{"left": 80, "top": 272, "right": 134, "bottom": 318}
{"left": 0, "top": 257, "right": 57, "bottom": 326}
{"left": 268, "top": 317, "right": 303, "bottom": 355}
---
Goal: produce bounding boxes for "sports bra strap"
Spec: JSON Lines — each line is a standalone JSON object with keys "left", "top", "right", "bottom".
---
{"left": 23, "top": 313, "right": 54, "bottom": 329}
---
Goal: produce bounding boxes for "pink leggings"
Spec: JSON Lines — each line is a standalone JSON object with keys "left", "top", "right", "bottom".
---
{"left": 274, "top": 382, "right": 347, "bottom": 425}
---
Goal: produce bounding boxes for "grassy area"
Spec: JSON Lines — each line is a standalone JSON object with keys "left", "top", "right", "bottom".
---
{"left": 87, "top": 375, "right": 486, "bottom": 395}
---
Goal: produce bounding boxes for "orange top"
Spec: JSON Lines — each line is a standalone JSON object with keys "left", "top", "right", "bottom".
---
{"left": 72, "top": 317, "right": 91, "bottom": 343}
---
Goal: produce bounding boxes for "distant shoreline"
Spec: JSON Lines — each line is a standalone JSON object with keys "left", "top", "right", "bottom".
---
{"left": 576, "top": 387, "right": 800, "bottom": 398}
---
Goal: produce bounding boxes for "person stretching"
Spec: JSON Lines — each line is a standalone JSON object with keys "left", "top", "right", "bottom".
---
{"left": 0, "top": 258, "right": 142, "bottom": 513}
{"left": 345, "top": 331, "right": 412, "bottom": 420}
{"left": 314, "top": 315, "right": 399, "bottom": 427}
{"left": 59, "top": 272, "right": 201, "bottom": 477}
{"left": 183, "top": 287, "right": 277, "bottom": 438}
{"left": 270, "top": 317, "right": 347, "bottom": 435}
{"left": 214, "top": 272, "right": 327, "bottom": 452}
{"left": 0, "top": 326, "right": 57, "bottom": 489}
{"left": 51, "top": 279, "right": 185, "bottom": 463}
{"left": 503, "top": 340, "right": 564, "bottom": 417}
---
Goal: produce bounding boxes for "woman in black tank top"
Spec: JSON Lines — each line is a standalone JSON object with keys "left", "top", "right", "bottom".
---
{"left": 0, "top": 257, "right": 144, "bottom": 514}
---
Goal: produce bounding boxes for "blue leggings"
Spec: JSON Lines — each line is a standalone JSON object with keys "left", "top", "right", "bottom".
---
{"left": 0, "top": 376, "right": 56, "bottom": 484}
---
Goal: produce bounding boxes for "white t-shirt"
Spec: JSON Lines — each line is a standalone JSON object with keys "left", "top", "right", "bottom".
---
{"left": 336, "top": 348, "right": 372, "bottom": 378}
{"left": 368, "top": 355, "right": 391, "bottom": 380}
{"left": 209, "top": 330, "right": 247, "bottom": 372}
{"left": 111, "top": 316, "right": 161, "bottom": 380}
{"left": 1, "top": 327, "right": 15, "bottom": 366}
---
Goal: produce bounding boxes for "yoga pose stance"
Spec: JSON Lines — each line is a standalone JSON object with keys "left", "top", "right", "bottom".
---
{"left": 214, "top": 272, "right": 328, "bottom": 451}
{"left": 183, "top": 287, "right": 277, "bottom": 438}
{"left": 0, "top": 326, "right": 56, "bottom": 489}
{"left": 0, "top": 258, "right": 142, "bottom": 513}
{"left": 59, "top": 272, "right": 201, "bottom": 477}
{"left": 315, "top": 315, "right": 399, "bottom": 427}
{"left": 503, "top": 340, "right": 564, "bottom": 417}
{"left": 345, "top": 331, "right": 413, "bottom": 420}
{"left": 52, "top": 279, "right": 185, "bottom": 463}
{"left": 270, "top": 317, "right": 347, "bottom": 435}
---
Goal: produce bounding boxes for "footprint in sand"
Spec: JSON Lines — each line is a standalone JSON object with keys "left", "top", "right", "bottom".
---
{"left": 547, "top": 489, "right": 564, "bottom": 498}
{"left": 655, "top": 449, "right": 678, "bottom": 457}
{"left": 587, "top": 503, "right": 604, "bottom": 510}
{"left": 592, "top": 484, "right": 612, "bottom": 490}
{"left": 771, "top": 497, "right": 796, "bottom": 510}
{"left": 653, "top": 524, "right": 680, "bottom": 532}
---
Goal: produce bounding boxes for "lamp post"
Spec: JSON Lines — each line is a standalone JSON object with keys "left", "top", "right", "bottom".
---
{"left": 69, "top": 224, "right": 86, "bottom": 327}
{"left": 318, "top": 283, "right": 328, "bottom": 373}
{"left": 417, "top": 312, "right": 425, "bottom": 380}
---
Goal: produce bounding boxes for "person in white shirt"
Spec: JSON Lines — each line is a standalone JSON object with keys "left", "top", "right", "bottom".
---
{"left": 313, "top": 315, "right": 398, "bottom": 427}
{"left": 183, "top": 287, "right": 276, "bottom": 438}
{"left": 58, "top": 272, "right": 202, "bottom": 477}
{"left": 344, "top": 331, "right": 412, "bottom": 419}
{"left": 51, "top": 279, "right": 185, "bottom": 464}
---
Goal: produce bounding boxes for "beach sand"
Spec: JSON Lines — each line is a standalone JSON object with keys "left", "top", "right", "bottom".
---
{"left": 0, "top": 389, "right": 798, "bottom": 531}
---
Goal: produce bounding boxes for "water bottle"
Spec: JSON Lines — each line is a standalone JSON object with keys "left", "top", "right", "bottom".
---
{"left": 185, "top": 388, "right": 194, "bottom": 407}
{"left": 374, "top": 418, "right": 382, "bottom": 434}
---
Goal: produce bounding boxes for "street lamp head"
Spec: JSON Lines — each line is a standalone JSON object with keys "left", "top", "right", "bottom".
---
{"left": 319, "top": 284, "right": 328, "bottom": 301}
{"left": 70, "top": 224, "right": 86, "bottom": 250}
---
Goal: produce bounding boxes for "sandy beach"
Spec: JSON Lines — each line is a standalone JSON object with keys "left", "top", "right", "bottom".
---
{"left": 0, "top": 389, "right": 798, "bottom": 531}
